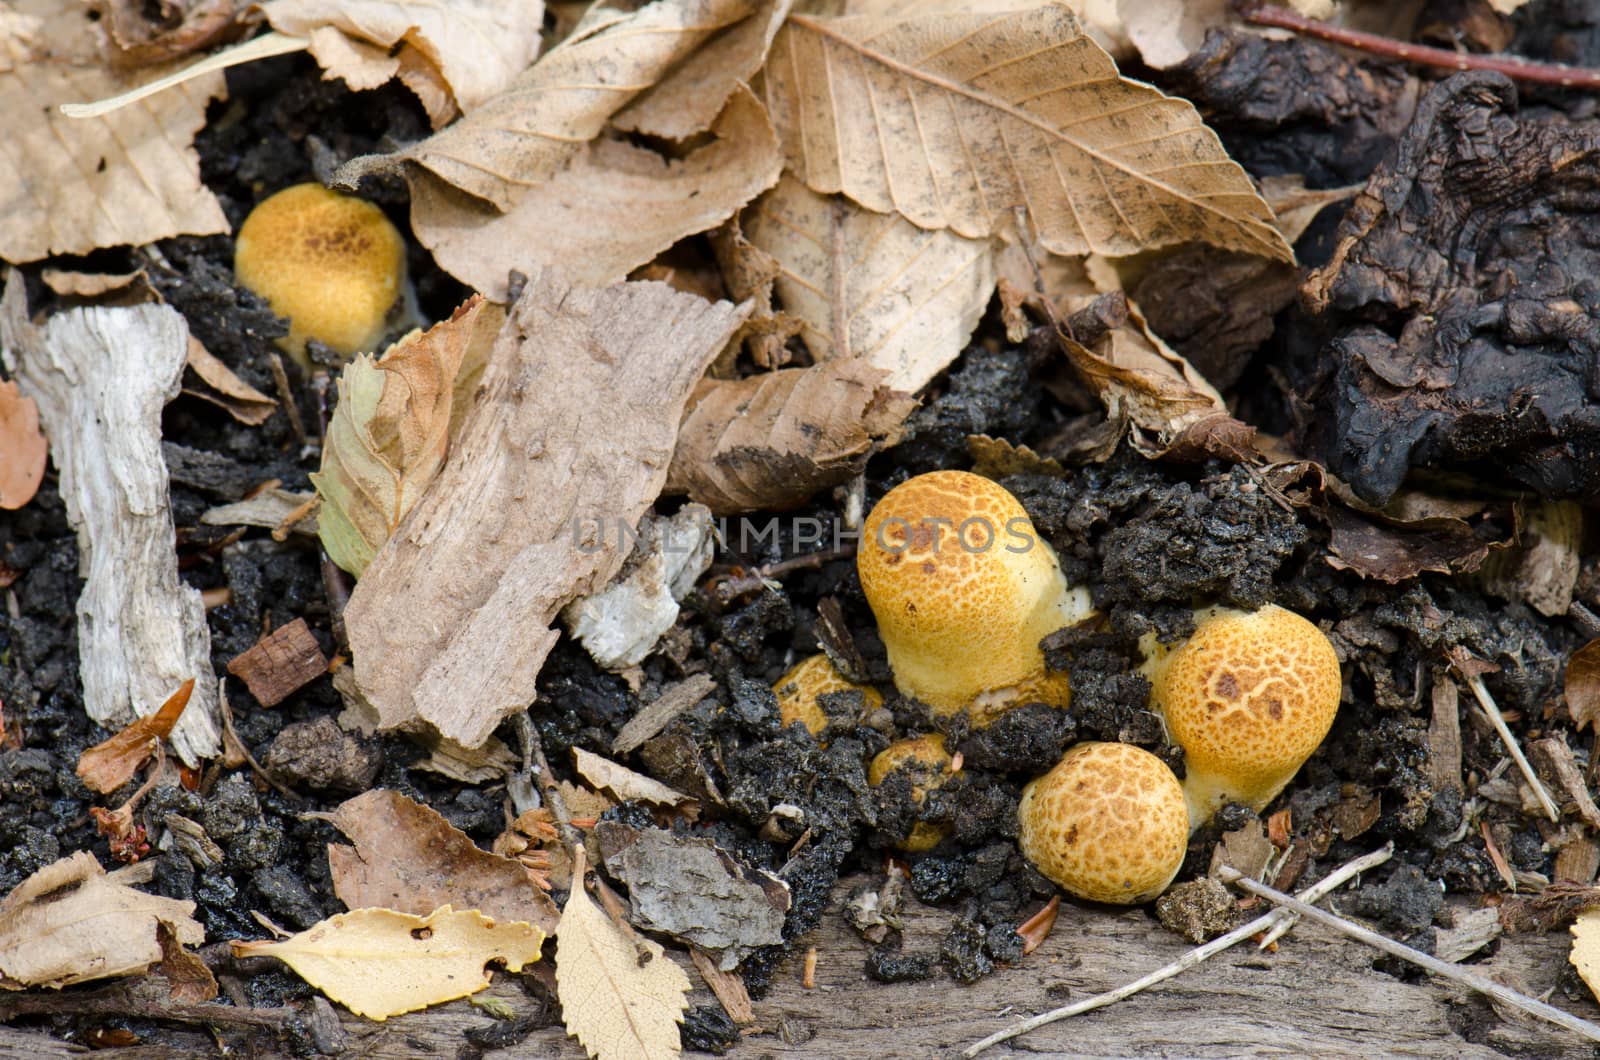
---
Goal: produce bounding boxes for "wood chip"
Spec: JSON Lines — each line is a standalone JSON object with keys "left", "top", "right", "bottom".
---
{"left": 226, "top": 619, "right": 328, "bottom": 708}
{"left": 612, "top": 674, "right": 717, "bottom": 756}
{"left": 1427, "top": 673, "right": 1464, "bottom": 794}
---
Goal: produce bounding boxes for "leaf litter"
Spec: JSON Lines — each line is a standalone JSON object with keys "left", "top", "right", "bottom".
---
{"left": 9, "top": 1, "right": 1600, "bottom": 1057}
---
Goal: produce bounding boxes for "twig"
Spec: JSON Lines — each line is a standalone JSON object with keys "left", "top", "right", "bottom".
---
{"left": 1235, "top": 0, "right": 1600, "bottom": 89}
{"left": 1452, "top": 660, "right": 1560, "bottom": 822}
{"left": 0, "top": 984, "right": 297, "bottom": 1028}
{"left": 963, "top": 844, "right": 1393, "bottom": 1057}
{"left": 266, "top": 352, "right": 308, "bottom": 451}
{"left": 1218, "top": 867, "right": 1600, "bottom": 1047}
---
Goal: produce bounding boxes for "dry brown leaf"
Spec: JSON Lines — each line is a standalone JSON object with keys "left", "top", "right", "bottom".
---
{"left": 155, "top": 918, "right": 217, "bottom": 1004}
{"left": 666, "top": 359, "right": 916, "bottom": 514}
{"left": 709, "top": 216, "right": 803, "bottom": 369}
{"left": 340, "top": 0, "right": 758, "bottom": 210}
{"left": 325, "top": 789, "right": 560, "bottom": 935}
{"left": 744, "top": 175, "right": 994, "bottom": 393}
{"left": 260, "top": 0, "right": 545, "bottom": 119}
{"left": 412, "top": 85, "right": 782, "bottom": 300}
{"left": 185, "top": 336, "right": 276, "bottom": 427}
{"left": 1567, "top": 640, "right": 1600, "bottom": 735}
{"left": 0, "top": 852, "right": 203, "bottom": 989}
{"left": 613, "top": 0, "right": 792, "bottom": 138}
{"left": 409, "top": 734, "right": 518, "bottom": 784}
{"left": 762, "top": 7, "right": 1291, "bottom": 263}
{"left": 559, "top": 780, "right": 616, "bottom": 821}
{"left": 312, "top": 297, "right": 494, "bottom": 577}
{"left": 344, "top": 269, "right": 747, "bottom": 748}
{"left": 557, "top": 850, "right": 690, "bottom": 1060}
{"left": 76, "top": 679, "right": 195, "bottom": 795}
{"left": 232, "top": 905, "right": 543, "bottom": 1020}
{"left": 40, "top": 268, "right": 152, "bottom": 299}
{"left": 0, "top": 1, "right": 226, "bottom": 262}
{"left": 1, "top": 287, "right": 219, "bottom": 763}
{"left": 97, "top": 0, "right": 235, "bottom": 69}
{"left": 0, "top": 379, "right": 45, "bottom": 510}
{"left": 573, "top": 747, "right": 695, "bottom": 808}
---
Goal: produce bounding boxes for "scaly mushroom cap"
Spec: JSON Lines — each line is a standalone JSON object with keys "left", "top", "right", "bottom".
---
{"left": 773, "top": 653, "right": 884, "bottom": 738}
{"left": 1150, "top": 605, "right": 1341, "bottom": 827}
{"left": 1017, "top": 742, "right": 1188, "bottom": 904}
{"left": 234, "top": 183, "right": 407, "bottom": 366}
{"left": 869, "top": 733, "right": 954, "bottom": 853}
{"left": 857, "top": 470, "right": 1092, "bottom": 724}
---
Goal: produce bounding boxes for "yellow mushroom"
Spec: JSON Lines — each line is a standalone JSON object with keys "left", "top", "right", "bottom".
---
{"left": 1017, "top": 741, "right": 1188, "bottom": 904}
{"left": 1142, "top": 605, "right": 1342, "bottom": 830}
{"left": 857, "top": 470, "right": 1093, "bottom": 726}
{"left": 234, "top": 183, "right": 410, "bottom": 368}
{"left": 868, "top": 734, "right": 956, "bottom": 853}
{"left": 772, "top": 653, "right": 884, "bottom": 738}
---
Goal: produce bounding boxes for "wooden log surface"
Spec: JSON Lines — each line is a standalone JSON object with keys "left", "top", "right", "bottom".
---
{"left": 3, "top": 874, "right": 1593, "bottom": 1058}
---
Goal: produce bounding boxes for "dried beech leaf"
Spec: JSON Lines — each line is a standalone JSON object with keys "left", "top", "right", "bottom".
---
{"left": 184, "top": 337, "right": 276, "bottom": 427}
{"left": 0, "top": 852, "right": 203, "bottom": 989}
{"left": 1567, "top": 640, "right": 1600, "bottom": 735}
{"left": 231, "top": 905, "right": 543, "bottom": 1021}
{"left": 613, "top": 0, "right": 792, "bottom": 139}
{"left": 762, "top": 7, "right": 1291, "bottom": 262}
{"left": 574, "top": 747, "right": 695, "bottom": 808}
{"left": 0, "top": 379, "right": 45, "bottom": 509}
{"left": 666, "top": 359, "right": 916, "bottom": 513}
{"left": 312, "top": 297, "right": 493, "bottom": 577}
{"left": 0, "top": 1, "right": 226, "bottom": 262}
{"left": 155, "top": 919, "right": 217, "bottom": 1004}
{"left": 76, "top": 679, "right": 195, "bottom": 795}
{"left": 709, "top": 217, "right": 803, "bottom": 369}
{"left": 100, "top": 0, "right": 235, "bottom": 69}
{"left": 340, "top": 0, "right": 758, "bottom": 210}
{"left": 260, "top": 0, "right": 545, "bottom": 116}
{"left": 413, "top": 85, "right": 781, "bottom": 300}
{"left": 556, "top": 850, "right": 690, "bottom": 1060}
{"left": 745, "top": 175, "right": 994, "bottom": 392}
{"left": 0, "top": 286, "right": 219, "bottom": 764}
{"left": 326, "top": 789, "right": 559, "bottom": 934}
{"left": 344, "top": 270, "right": 747, "bottom": 748}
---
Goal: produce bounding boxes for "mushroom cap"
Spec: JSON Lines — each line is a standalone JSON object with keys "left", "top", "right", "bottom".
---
{"left": 1017, "top": 741, "right": 1188, "bottom": 904}
{"left": 1155, "top": 605, "right": 1341, "bottom": 819}
{"left": 234, "top": 183, "right": 407, "bottom": 364}
{"left": 857, "top": 470, "right": 1091, "bottom": 721}
{"left": 868, "top": 733, "right": 953, "bottom": 853}
{"left": 772, "top": 653, "right": 884, "bottom": 738}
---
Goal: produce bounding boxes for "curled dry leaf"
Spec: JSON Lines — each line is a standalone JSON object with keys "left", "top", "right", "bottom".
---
{"left": 0, "top": 379, "right": 46, "bottom": 510}
{"left": 259, "top": 0, "right": 545, "bottom": 118}
{"left": 155, "top": 918, "right": 218, "bottom": 1004}
{"left": 557, "top": 849, "right": 690, "bottom": 1060}
{"left": 744, "top": 175, "right": 995, "bottom": 393}
{"left": 0, "top": 852, "right": 204, "bottom": 989}
{"left": 325, "top": 788, "right": 560, "bottom": 935}
{"left": 312, "top": 296, "right": 498, "bottom": 577}
{"left": 232, "top": 905, "right": 543, "bottom": 1021}
{"left": 339, "top": 0, "right": 758, "bottom": 209}
{"left": 343, "top": 269, "right": 746, "bottom": 748}
{"left": 762, "top": 7, "right": 1291, "bottom": 262}
{"left": 184, "top": 336, "right": 276, "bottom": 427}
{"left": 666, "top": 359, "right": 916, "bottom": 514}
{"left": 0, "top": 1, "right": 226, "bottom": 262}
{"left": 98, "top": 0, "right": 236, "bottom": 69}
{"left": 1567, "top": 640, "right": 1600, "bottom": 735}
{"left": 76, "top": 679, "right": 195, "bottom": 795}
{"left": 413, "top": 85, "right": 782, "bottom": 300}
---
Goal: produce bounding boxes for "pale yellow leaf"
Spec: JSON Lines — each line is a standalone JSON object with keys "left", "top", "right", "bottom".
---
{"left": 0, "top": 1, "right": 226, "bottom": 262}
{"left": 556, "top": 853, "right": 689, "bottom": 1060}
{"left": 0, "top": 853, "right": 203, "bottom": 989}
{"left": 613, "top": 0, "right": 793, "bottom": 138}
{"left": 260, "top": 0, "right": 545, "bottom": 115}
{"left": 744, "top": 175, "right": 994, "bottom": 393}
{"left": 762, "top": 7, "right": 1291, "bottom": 263}
{"left": 1574, "top": 908, "right": 1600, "bottom": 1003}
{"left": 232, "top": 905, "right": 543, "bottom": 1021}
{"left": 311, "top": 297, "right": 493, "bottom": 577}
{"left": 413, "top": 85, "right": 782, "bottom": 300}
{"left": 341, "top": 0, "right": 758, "bottom": 210}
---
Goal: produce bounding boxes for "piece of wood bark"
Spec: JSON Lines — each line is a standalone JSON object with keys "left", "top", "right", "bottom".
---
{"left": 343, "top": 268, "right": 747, "bottom": 748}
{"left": 612, "top": 674, "right": 717, "bottom": 755}
{"left": 0, "top": 282, "right": 219, "bottom": 764}
{"left": 226, "top": 619, "right": 328, "bottom": 708}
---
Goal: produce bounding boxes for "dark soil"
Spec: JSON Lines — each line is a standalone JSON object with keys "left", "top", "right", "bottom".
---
{"left": 6, "top": 4, "right": 1600, "bottom": 1056}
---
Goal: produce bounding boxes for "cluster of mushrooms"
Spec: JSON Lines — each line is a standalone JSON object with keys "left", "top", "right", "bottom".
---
{"left": 775, "top": 470, "right": 1342, "bottom": 905}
